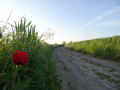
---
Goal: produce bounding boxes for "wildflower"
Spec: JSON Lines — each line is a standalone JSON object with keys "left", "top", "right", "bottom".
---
{"left": 12, "top": 51, "right": 28, "bottom": 65}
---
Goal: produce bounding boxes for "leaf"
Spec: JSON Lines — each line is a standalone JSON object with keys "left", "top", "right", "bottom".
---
{"left": 3, "top": 10, "right": 12, "bottom": 32}
{"left": 26, "top": 21, "right": 32, "bottom": 27}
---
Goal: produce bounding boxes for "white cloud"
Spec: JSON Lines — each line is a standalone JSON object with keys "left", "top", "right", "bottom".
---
{"left": 94, "top": 21, "right": 120, "bottom": 27}
{"left": 85, "top": 6, "right": 120, "bottom": 26}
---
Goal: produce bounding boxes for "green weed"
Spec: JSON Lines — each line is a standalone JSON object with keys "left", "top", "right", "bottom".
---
{"left": 89, "top": 61, "right": 101, "bottom": 67}
{"left": 108, "top": 68, "right": 115, "bottom": 72}
{"left": 64, "top": 66, "right": 67, "bottom": 70}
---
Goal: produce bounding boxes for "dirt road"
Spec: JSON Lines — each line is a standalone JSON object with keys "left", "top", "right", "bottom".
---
{"left": 53, "top": 46, "right": 120, "bottom": 90}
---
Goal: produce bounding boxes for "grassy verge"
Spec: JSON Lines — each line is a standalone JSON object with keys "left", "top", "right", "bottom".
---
{"left": 65, "top": 36, "right": 120, "bottom": 62}
{"left": 0, "top": 18, "right": 61, "bottom": 90}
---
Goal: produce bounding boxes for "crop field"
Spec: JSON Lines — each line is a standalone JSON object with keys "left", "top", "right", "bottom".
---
{"left": 65, "top": 36, "right": 120, "bottom": 62}
{"left": 0, "top": 18, "right": 61, "bottom": 90}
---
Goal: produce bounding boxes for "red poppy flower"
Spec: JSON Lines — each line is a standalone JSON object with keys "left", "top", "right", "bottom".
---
{"left": 12, "top": 51, "right": 28, "bottom": 65}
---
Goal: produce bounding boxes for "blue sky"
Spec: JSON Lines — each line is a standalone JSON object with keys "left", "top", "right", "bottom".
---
{"left": 0, "top": 0, "right": 120, "bottom": 44}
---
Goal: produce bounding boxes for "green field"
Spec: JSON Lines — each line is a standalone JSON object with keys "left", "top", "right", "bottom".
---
{"left": 0, "top": 18, "right": 61, "bottom": 90}
{"left": 65, "top": 36, "right": 120, "bottom": 61}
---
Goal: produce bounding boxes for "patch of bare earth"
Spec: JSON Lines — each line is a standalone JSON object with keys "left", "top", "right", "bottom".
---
{"left": 53, "top": 46, "right": 120, "bottom": 90}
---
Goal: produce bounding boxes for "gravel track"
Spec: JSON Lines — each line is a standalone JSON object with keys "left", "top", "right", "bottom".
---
{"left": 53, "top": 46, "right": 120, "bottom": 90}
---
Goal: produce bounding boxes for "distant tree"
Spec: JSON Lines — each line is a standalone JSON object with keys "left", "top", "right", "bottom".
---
{"left": 62, "top": 41, "right": 66, "bottom": 45}
{"left": 69, "top": 41, "right": 72, "bottom": 43}
{"left": 55, "top": 43, "right": 57, "bottom": 45}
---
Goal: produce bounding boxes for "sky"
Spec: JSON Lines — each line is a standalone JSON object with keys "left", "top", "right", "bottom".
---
{"left": 0, "top": 0, "right": 120, "bottom": 44}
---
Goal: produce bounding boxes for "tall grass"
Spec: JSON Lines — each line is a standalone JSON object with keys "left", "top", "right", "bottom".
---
{"left": 0, "top": 18, "right": 61, "bottom": 90}
{"left": 65, "top": 36, "right": 120, "bottom": 61}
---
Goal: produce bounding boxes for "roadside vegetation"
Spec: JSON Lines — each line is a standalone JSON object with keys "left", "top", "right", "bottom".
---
{"left": 65, "top": 36, "right": 120, "bottom": 62}
{"left": 0, "top": 18, "right": 61, "bottom": 90}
